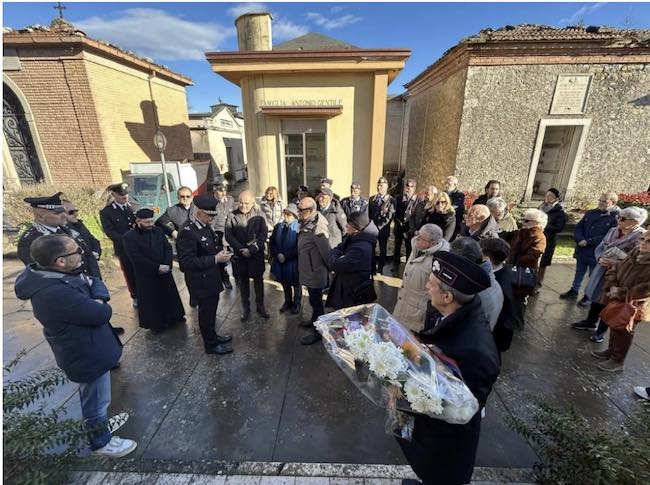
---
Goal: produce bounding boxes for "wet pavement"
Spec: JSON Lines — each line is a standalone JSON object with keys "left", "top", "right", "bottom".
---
{"left": 3, "top": 257, "right": 649, "bottom": 478}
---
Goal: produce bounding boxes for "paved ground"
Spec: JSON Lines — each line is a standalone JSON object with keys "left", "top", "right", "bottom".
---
{"left": 3, "top": 256, "right": 649, "bottom": 483}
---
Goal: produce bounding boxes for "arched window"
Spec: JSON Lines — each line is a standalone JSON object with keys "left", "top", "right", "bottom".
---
{"left": 3, "top": 83, "right": 44, "bottom": 184}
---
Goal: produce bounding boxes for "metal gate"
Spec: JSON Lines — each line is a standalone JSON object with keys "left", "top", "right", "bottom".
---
{"left": 3, "top": 83, "right": 43, "bottom": 184}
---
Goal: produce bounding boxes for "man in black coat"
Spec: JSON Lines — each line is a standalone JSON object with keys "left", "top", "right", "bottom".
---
{"left": 444, "top": 176, "right": 465, "bottom": 240}
{"left": 99, "top": 183, "right": 137, "bottom": 306}
{"left": 17, "top": 192, "right": 68, "bottom": 266}
{"left": 399, "top": 251, "right": 501, "bottom": 485}
{"left": 473, "top": 180, "right": 501, "bottom": 206}
{"left": 155, "top": 186, "right": 193, "bottom": 240}
{"left": 123, "top": 208, "right": 185, "bottom": 333}
{"left": 340, "top": 181, "right": 369, "bottom": 218}
{"left": 177, "top": 195, "right": 233, "bottom": 355}
{"left": 62, "top": 200, "right": 102, "bottom": 279}
{"left": 368, "top": 176, "right": 395, "bottom": 274}
{"left": 225, "top": 190, "right": 269, "bottom": 321}
{"left": 211, "top": 183, "right": 236, "bottom": 289}
{"left": 393, "top": 178, "right": 418, "bottom": 272}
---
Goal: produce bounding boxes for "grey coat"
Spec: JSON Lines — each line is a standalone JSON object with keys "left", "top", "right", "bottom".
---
{"left": 297, "top": 214, "right": 332, "bottom": 289}
{"left": 319, "top": 202, "right": 347, "bottom": 248}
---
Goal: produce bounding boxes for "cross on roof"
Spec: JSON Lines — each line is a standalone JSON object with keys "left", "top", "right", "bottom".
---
{"left": 53, "top": 2, "right": 66, "bottom": 19}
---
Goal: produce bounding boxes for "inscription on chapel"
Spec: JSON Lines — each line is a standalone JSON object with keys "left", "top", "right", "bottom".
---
{"left": 262, "top": 99, "right": 343, "bottom": 107}
{"left": 550, "top": 75, "right": 592, "bottom": 115}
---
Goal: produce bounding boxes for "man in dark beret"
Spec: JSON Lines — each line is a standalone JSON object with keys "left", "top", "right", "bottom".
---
{"left": 17, "top": 192, "right": 68, "bottom": 266}
{"left": 122, "top": 208, "right": 185, "bottom": 333}
{"left": 177, "top": 194, "right": 234, "bottom": 354}
{"left": 396, "top": 251, "right": 501, "bottom": 485}
{"left": 99, "top": 183, "right": 137, "bottom": 307}
{"left": 368, "top": 176, "right": 395, "bottom": 274}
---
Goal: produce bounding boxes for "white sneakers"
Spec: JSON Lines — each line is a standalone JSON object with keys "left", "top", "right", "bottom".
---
{"left": 634, "top": 386, "right": 650, "bottom": 401}
{"left": 92, "top": 436, "right": 137, "bottom": 458}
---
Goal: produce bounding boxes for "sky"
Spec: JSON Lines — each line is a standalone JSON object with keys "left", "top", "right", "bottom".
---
{"left": 4, "top": 2, "right": 649, "bottom": 112}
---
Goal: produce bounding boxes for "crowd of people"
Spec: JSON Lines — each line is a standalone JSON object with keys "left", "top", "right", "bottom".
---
{"left": 12, "top": 175, "right": 649, "bottom": 482}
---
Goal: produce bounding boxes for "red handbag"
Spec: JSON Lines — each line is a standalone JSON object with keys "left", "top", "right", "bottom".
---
{"left": 600, "top": 296, "right": 637, "bottom": 332}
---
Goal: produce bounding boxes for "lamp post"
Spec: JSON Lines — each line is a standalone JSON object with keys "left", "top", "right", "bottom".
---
{"left": 153, "top": 129, "right": 172, "bottom": 208}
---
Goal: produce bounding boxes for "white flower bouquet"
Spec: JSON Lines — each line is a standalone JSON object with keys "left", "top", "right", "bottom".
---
{"left": 314, "top": 304, "right": 479, "bottom": 430}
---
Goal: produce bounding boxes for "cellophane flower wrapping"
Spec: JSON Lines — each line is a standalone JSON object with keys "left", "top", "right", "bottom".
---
{"left": 314, "top": 304, "right": 479, "bottom": 432}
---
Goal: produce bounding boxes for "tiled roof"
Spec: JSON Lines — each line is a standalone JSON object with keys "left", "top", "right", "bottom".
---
{"left": 274, "top": 32, "right": 358, "bottom": 51}
{"left": 3, "top": 21, "right": 192, "bottom": 85}
{"left": 462, "top": 24, "right": 650, "bottom": 43}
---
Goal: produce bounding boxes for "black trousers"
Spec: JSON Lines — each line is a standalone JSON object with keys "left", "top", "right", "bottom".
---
{"left": 117, "top": 254, "right": 137, "bottom": 298}
{"left": 218, "top": 263, "right": 229, "bottom": 282}
{"left": 197, "top": 294, "right": 220, "bottom": 349}
{"left": 374, "top": 226, "right": 390, "bottom": 271}
{"left": 307, "top": 287, "right": 325, "bottom": 323}
{"left": 393, "top": 224, "right": 412, "bottom": 266}
{"left": 281, "top": 282, "right": 301, "bottom": 305}
{"left": 239, "top": 276, "right": 264, "bottom": 310}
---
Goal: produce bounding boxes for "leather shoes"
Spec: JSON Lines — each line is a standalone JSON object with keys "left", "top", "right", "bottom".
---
{"left": 257, "top": 307, "right": 270, "bottom": 319}
{"left": 216, "top": 334, "right": 232, "bottom": 344}
{"left": 240, "top": 308, "right": 250, "bottom": 322}
{"left": 290, "top": 303, "right": 302, "bottom": 315}
{"left": 279, "top": 302, "right": 292, "bottom": 313}
{"left": 112, "top": 326, "right": 125, "bottom": 335}
{"left": 300, "top": 319, "right": 314, "bottom": 328}
{"left": 223, "top": 279, "right": 232, "bottom": 290}
{"left": 301, "top": 329, "right": 322, "bottom": 345}
{"left": 205, "top": 343, "right": 233, "bottom": 355}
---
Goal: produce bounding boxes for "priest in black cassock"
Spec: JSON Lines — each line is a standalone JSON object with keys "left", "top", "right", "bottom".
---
{"left": 123, "top": 208, "right": 185, "bottom": 332}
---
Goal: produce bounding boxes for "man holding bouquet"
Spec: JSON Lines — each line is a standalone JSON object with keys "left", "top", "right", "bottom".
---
{"left": 398, "top": 251, "right": 500, "bottom": 485}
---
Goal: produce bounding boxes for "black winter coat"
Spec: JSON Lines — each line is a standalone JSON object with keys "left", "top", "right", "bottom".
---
{"left": 326, "top": 222, "right": 378, "bottom": 309}
{"left": 177, "top": 219, "right": 224, "bottom": 300}
{"left": 448, "top": 190, "right": 465, "bottom": 239}
{"left": 492, "top": 265, "right": 515, "bottom": 352}
{"left": 14, "top": 266, "right": 121, "bottom": 383}
{"left": 99, "top": 203, "right": 136, "bottom": 256}
{"left": 68, "top": 220, "right": 102, "bottom": 279}
{"left": 225, "top": 208, "right": 268, "bottom": 279}
{"left": 368, "top": 194, "right": 395, "bottom": 236}
{"left": 424, "top": 210, "right": 456, "bottom": 241}
{"left": 399, "top": 296, "right": 500, "bottom": 485}
{"left": 540, "top": 204, "right": 567, "bottom": 267}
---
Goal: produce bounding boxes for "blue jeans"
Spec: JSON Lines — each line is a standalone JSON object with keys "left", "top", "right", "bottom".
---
{"left": 78, "top": 371, "right": 112, "bottom": 450}
{"left": 570, "top": 260, "right": 596, "bottom": 293}
{"left": 307, "top": 287, "right": 325, "bottom": 323}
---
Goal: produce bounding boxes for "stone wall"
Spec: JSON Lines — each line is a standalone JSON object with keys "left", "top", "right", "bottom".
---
{"left": 456, "top": 63, "right": 650, "bottom": 201}
{"left": 403, "top": 68, "right": 467, "bottom": 189}
{"left": 84, "top": 51, "right": 193, "bottom": 182}
{"left": 4, "top": 50, "right": 112, "bottom": 186}
{"left": 383, "top": 97, "right": 405, "bottom": 173}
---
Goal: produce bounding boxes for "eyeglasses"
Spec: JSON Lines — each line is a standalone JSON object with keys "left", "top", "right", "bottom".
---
{"left": 67, "top": 209, "right": 79, "bottom": 215}
{"left": 297, "top": 207, "right": 312, "bottom": 212}
{"left": 406, "top": 184, "right": 415, "bottom": 188}
{"left": 57, "top": 247, "right": 83, "bottom": 259}
{"left": 435, "top": 201, "right": 445, "bottom": 205}
{"left": 618, "top": 217, "right": 628, "bottom": 221}
{"left": 179, "top": 195, "right": 192, "bottom": 199}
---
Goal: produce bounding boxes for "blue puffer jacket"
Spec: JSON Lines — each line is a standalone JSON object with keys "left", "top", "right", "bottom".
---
{"left": 14, "top": 265, "right": 122, "bottom": 383}
{"left": 270, "top": 220, "right": 300, "bottom": 285}
{"left": 574, "top": 208, "right": 620, "bottom": 265}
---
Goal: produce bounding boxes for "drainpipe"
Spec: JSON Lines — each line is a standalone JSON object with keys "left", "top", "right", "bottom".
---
{"left": 397, "top": 92, "right": 409, "bottom": 174}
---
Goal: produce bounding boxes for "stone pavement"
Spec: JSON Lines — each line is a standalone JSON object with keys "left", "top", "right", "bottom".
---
{"left": 3, "top": 257, "right": 649, "bottom": 483}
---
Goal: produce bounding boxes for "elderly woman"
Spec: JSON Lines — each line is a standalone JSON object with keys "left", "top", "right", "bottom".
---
{"left": 260, "top": 186, "right": 284, "bottom": 236}
{"left": 326, "top": 212, "right": 378, "bottom": 310}
{"left": 535, "top": 188, "right": 567, "bottom": 292}
{"left": 269, "top": 204, "right": 301, "bottom": 314}
{"left": 393, "top": 224, "right": 450, "bottom": 332}
{"left": 487, "top": 198, "right": 518, "bottom": 242}
{"left": 508, "top": 209, "right": 547, "bottom": 329}
{"left": 572, "top": 207, "right": 647, "bottom": 340}
{"left": 590, "top": 231, "right": 650, "bottom": 372}
{"left": 424, "top": 191, "right": 456, "bottom": 242}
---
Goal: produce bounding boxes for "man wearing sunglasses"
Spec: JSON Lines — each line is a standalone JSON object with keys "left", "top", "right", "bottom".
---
{"left": 156, "top": 186, "right": 194, "bottom": 240}
{"left": 15, "top": 234, "right": 137, "bottom": 458}
{"left": 62, "top": 200, "right": 102, "bottom": 279}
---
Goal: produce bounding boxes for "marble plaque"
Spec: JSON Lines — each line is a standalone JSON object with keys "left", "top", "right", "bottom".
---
{"left": 550, "top": 74, "right": 592, "bottom": 114}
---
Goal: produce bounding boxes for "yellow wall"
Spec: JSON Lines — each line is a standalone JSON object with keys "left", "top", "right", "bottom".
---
{"left": 83, "top": 51, "right": 193, "bottom": 182}
{"left": 240, "top": 72, "right": 379, "bottom": 200}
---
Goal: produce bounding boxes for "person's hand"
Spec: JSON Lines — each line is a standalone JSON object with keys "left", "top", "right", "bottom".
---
{"left": 578, "top": 240, "right": 588, "bottom": 247}
{"left": 171, "top": 230, "right": 178, "bottom": 239}
{"left": 216, "top": 250, "right": 232, "bottom": 263}
{"left": 241, "top": 248, "right": 251, "bottom": 258}
{"left": 158, "top": 264, "right": 170, "bottom": 273}
{"left": 277, "top": 253, "right": 286, "bottom": 263}
{"left": 599, "top": 257, "right": 613, "bottom": 268}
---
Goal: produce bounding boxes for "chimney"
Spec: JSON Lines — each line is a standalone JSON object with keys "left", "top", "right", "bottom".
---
{"left": 235, "top": 12, "right": 272, "bottom": 51}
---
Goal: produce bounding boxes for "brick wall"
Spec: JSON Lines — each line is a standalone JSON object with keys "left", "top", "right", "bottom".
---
{"left": 84, "top": 51, "right": 193, "bottom": 181}
{"left": 4, "top": 49, "right": 112, "bottom": 186}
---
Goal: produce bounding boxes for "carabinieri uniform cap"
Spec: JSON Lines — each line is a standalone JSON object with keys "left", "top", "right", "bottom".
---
{"left": 193, "top": 194, "right": 219, "bottom": 215}
{"left": 351, "top": 181, "right": 361, "bottom": 189}
{"left": 23, "top": 192, "right": 65, "bottom": 213}
{"left": 107, "top": 182, "right": 129, "bottom": 195}
{"left": 431, "top": 251, "right": 490, "bottom": 295}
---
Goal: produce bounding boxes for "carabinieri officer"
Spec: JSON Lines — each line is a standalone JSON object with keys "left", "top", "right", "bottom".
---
{"left": 176, "top": 194, "right": 234, "bottom": 355}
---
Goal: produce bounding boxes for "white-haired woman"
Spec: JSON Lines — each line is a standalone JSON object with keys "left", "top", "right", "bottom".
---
{"left": 487, "top": 197, "right": 518, "bottom": 242}
{"left": 507, "top": 209, "right": 548, "bottom": 329}
{"left": 572, "top": 206, "right": 647, "bottom": 342}
{"left": 393, "top": 224, "right": 450, "bottom": 332}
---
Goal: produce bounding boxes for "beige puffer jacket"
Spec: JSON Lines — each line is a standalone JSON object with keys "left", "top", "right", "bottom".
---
{"left": 392, "top": 237, "right": 450, "bottom": 331}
